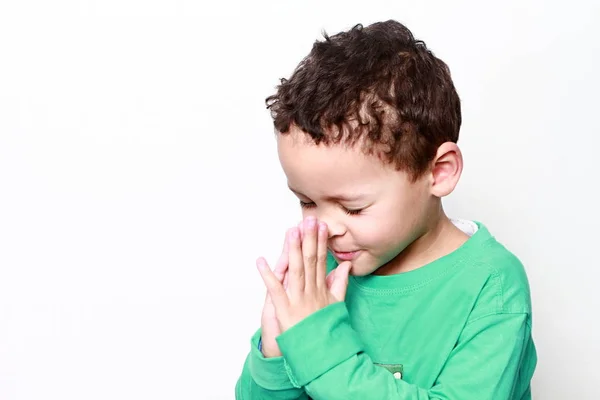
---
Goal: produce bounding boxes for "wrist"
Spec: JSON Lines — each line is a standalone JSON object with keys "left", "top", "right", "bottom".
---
{"left": 260, "top": 337, "right": 283, "bottom": 358}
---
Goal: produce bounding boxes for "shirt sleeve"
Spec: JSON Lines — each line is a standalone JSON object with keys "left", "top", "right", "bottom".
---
{"left": 235, "top": 328, "right": 309, "bottom": 400}
{"left": 275, "top": 302, "right": 535, "bottom": 400}
{"left": 235, "top": 253, "right": 341, "bottom": 399}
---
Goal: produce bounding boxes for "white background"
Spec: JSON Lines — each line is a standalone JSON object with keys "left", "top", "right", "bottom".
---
{"left": 1, "top": 1, "right": 598, "bottom": 399}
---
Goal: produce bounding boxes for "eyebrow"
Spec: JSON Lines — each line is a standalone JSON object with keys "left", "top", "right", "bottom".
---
{"left": 288, "top": 186, "right": 364, "bottom": 202}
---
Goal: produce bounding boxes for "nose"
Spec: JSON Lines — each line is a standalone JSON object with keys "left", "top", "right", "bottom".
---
{"left": 317, "top": 211, "right": 346, "bottom": 239}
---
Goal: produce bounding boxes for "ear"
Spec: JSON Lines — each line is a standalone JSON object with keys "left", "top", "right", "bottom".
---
{"left": 429, "top": 142, "right": 463, "bottom": 198}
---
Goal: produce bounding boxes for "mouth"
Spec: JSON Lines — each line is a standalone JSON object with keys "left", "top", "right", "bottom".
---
{"left": 330, "top": 249, "right": 361, "bottom": 261}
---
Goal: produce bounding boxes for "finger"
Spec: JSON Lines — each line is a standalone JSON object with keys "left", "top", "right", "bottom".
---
{"left": 257, "top": 257, "right": 284, "bottom": 308}
{"left": 287, "top": 227, "right": 305, "bottom": 296}
{"left": 257, "top": 256, "right": 274, "bottom": 296}
{"left": 316, "top": 221, "right": 328, "bottom": 289}
{"left": 283, "top": 271, "right": 289, "bottom": 290}
{"left": 265, "top": 291, "right": 274, "bottom": 306}
{"left": 273, "top": 229, "right": 291, "bottom": 281}
{"left": 329, "top": 261, "right": 351, "bottom": 301}
{"left": 302, "top": 216, "right": 318, "bottom": 290}
{"left": 259, "top": 253, "right": 286, "bottom": 307}
{"left": 325, "top": 268, "right": 336, "bottom": 289}
{"left": 258, "top": 257, "right": 275, "bottom": 305}
{"left": 257, "top": 257, "right": 289, "bottom": 309}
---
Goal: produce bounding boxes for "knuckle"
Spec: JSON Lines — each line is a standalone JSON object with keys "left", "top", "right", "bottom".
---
{"left": 292, "top": 267, "right": 304, "bottom": 278}
{"left": 317, "top": 253, "right": 327, "bottom": 265}
{"left": 304, "top": 254, "right": 318, "bottom": 266}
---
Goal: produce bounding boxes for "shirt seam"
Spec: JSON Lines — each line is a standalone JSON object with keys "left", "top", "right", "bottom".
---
{"left": 465, "top": 311, "right": 530, "bottom": 326}
{"left": 350, "top": 256, "right": 468, "bottom": 295}
{"left": 350, "top": 236, "right": 498, "bottom": 295}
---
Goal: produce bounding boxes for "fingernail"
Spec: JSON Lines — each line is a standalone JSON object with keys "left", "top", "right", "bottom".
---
{"left": 319, "top": 222, "right": 327, "bottom": 232}
{"left": 306, "top": 216, "right": 316, "bottom": 229}
{"left": 291, "top": 228, "right": 299, "bottom": 240}
{"left": 256, "top": 258, "right": 266, "bottom": 270}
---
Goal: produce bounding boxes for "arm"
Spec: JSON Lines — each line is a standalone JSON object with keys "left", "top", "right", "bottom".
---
{"left": 235, "top": 328, "right": 309, "bottom": 400}
{"left": 276, "top": 302, "right": 535, "bottom": 400}
{"left": 236, "top": 228, "right": 309, "bottom": 399}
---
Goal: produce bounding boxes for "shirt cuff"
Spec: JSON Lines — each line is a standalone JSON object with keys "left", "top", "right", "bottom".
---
{"left": 248, "top": 328, "right": 299, "bottom": 391}
{"left": 276, "top": 302, "right": 364, "bottom": 387}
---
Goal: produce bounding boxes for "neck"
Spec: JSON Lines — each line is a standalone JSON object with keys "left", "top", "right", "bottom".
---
{"left": 374, "top": 208, "right": 469, "bottom": 276}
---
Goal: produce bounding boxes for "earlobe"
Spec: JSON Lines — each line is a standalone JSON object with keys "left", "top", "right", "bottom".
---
{"left": 430, "top": 142, "right": 463, "bottom": 197}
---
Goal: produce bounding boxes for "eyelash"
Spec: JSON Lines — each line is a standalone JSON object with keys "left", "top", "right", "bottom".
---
{"left": 299, "top": 201, "right": 362, "bottom": 216}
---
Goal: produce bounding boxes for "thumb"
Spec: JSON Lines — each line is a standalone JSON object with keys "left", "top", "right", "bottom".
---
{"left": 329, "top": 261, "right": 351, "bottom": 301}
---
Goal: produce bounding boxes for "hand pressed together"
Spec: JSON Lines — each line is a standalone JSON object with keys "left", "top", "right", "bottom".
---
{"left": 257, "top": 216, "right": 352, "bottom": 333}
{"left": 258, "top": 228, "right": 291, "bottom": 358}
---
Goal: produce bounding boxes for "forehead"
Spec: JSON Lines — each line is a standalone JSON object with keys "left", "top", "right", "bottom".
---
{"left": 276, "top": 127, "right": 393, "bottom": 196}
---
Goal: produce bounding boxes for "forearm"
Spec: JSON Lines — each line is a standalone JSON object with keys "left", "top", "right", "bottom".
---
{"left": 236, "top": 356, "right": 308, "bottom": 400}
{"left": 235, "top": 329, "right": 308, "bottom": 400}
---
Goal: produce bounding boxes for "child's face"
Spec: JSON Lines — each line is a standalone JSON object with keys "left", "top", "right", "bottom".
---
{"left": 277, "top": 125, "right": 437, "bottom": 276}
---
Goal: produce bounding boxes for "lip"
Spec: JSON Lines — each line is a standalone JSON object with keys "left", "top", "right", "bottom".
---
{"left": 331, "top": 249, "right": 361, "bottom": 261}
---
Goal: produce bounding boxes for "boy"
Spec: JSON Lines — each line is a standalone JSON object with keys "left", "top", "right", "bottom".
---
{"left": 235, "top": 20, "right": 536, "bottom": 399}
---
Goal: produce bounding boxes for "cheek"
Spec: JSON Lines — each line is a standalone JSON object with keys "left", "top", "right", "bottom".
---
{"left": 350, "top": 216, "right": 397, "bottom": 247}
{"left": 353, "top": 207, "right": 415, "bottom": 250}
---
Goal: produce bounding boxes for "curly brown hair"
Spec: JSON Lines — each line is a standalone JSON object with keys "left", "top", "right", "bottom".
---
{"left": 266, "top": 20, "right": 461, "bottom": 180}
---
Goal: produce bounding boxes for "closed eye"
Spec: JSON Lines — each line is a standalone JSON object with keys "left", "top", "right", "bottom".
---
{"left": 345, "top": 208, "right": 362, "bottom": 215}
{"left": 299, "top": 200, "right": 316, "bottom": 209}
{"left": 300, "top": 200, "right": 362, "bottom": 216}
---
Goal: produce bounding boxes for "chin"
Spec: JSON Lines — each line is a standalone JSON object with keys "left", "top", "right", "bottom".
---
{"left": 347, "top": 260, "right": 379, "bottom": 277}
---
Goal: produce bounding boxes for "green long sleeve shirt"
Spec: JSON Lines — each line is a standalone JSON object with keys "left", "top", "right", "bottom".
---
{"left": 236, "top": 221, "right": 537, "bottom": 399}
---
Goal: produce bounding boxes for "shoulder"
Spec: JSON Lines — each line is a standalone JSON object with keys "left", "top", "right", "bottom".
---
{"left": 459, "top": 222, "right": 533, "bottom": 318}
